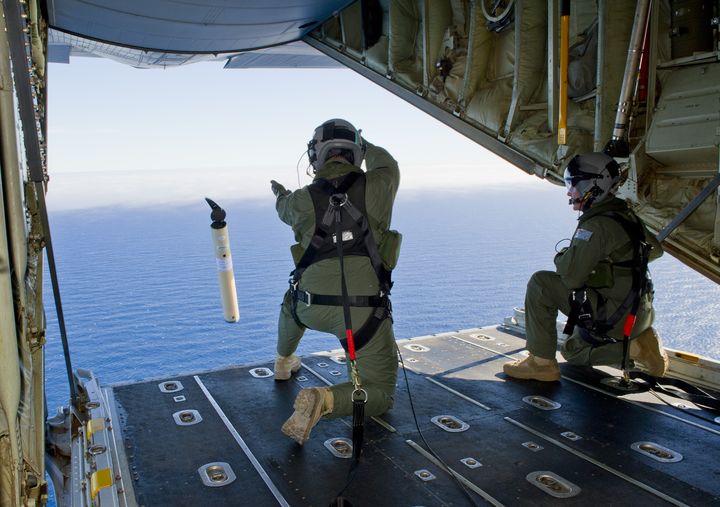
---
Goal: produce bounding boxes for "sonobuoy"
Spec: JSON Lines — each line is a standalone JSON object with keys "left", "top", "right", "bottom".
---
{"left": 205, "top": 198, "right": 239, "bottom": 322}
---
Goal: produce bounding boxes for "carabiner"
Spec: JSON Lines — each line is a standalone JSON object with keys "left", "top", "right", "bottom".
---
{"left": 351, "top": 388, "right": 368, "bottom": 403}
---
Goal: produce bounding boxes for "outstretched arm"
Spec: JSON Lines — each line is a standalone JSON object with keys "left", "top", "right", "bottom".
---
{"left": 363, "top": 140, "right": 400, "bottom": 198}
{"left": 271, "top": 180, "right": 313, "bottom": 229}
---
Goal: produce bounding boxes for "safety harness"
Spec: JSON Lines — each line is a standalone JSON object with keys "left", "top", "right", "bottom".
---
{"left": 563, "top": 211, "right": 652, "bottom": 372}
{"left": 289, "top": 170, "right": 394, "bottom": 464}
{"left": 289, "top": 171, "right": 393, "bottom": 353}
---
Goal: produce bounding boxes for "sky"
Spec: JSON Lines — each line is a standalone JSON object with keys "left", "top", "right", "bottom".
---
{"left": 46, "top": 57, "right": 541, "bottom": 210}
{"left": 41, "top": 52, "right": 720, "bottom": 360}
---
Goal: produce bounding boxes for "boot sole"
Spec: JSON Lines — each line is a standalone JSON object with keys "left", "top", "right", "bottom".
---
{"left": 281, "top": 389, "right": 323, "bottom": 444}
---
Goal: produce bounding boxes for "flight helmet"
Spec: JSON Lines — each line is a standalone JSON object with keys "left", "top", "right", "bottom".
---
{"left": 564, "top": 152, "right": 621, "bottom": 210}
{"left": 307, "top": 119, "right": 365, "bottom": 171}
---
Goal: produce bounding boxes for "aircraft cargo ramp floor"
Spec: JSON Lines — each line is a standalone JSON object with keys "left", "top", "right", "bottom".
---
{"left": 105, "top": 326, "right": 720, "bottom": 506}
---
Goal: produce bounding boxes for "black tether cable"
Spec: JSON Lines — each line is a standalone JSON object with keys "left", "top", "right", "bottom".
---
{"left": 330, "top": 194, "right": 366, "bottom": 507}
{"left": 333, "top": 199, "right": 355, "bottom": 358}
{"left": 2, "top": 0, "right": 78, "bottom": 405}
{"left": 397, "top": 348, "right": 482, "bottom": 507}
{"left": 326, "top": 194, "right": 477, "bottom": 505}
{"left": 646, "top": 390, "right": 720, "bottom": 425}
{"left": 629, "top": 371, "right": 720, "bottom": 413}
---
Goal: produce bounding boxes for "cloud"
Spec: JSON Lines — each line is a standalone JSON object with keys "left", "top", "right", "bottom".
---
{"left": 46, "top": 166, "right": 267, "bottom": 211}
{"left": 399, "top": 162, "right": 539, "bottom": 193}
{"left": 45, "top": 162, "right": 547, "bottom": 212}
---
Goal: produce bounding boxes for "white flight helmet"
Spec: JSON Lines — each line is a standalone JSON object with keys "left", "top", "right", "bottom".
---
{"left": 564, "top": 152, "right": 621, "bottom": 210}
{"left": 307, "top": 119, "right": 365, "bottom": 171}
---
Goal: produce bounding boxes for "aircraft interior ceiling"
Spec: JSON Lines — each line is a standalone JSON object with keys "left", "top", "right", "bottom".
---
{"left": 44, "top": 0, "right": 720, "bottom": 283}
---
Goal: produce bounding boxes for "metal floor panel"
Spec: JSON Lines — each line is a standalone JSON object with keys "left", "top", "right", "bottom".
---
{"left": 196, "top": 366, "right": 456, "bottom": 506}
{"left": 112, "top": 373, "right": 281, "bottom": 505}
{"left": 109, "top": 326, "right": 720, "bottom": 506}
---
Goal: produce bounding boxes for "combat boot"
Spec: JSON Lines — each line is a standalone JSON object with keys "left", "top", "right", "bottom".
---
{"left": 630, "top": 327, "right": 669, "bottom": 377}
{"left": 274, "top": 354, "right": 301, "bottom": 381}
{"left": 503, "top": 353, "right": 561, "bottom": 381}
{"left": 281, "top": 387, "right": 333, "bottom": 445}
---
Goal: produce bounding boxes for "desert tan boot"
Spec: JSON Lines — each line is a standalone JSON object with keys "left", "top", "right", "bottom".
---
{"left": 630, "top": 327, "right": 669, "bottom": 377}
{"left": 281, "top": 387, "right": 333, "bottom": 445}
{"left": 503, "top": 354, "right": 561, "bottom": 381}
{"left": 274, "top": 354, "right": 302, "bottom": 381}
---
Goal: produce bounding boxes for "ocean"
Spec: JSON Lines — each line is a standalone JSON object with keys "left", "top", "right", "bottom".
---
{"left": 42, "top": 187, "right": 720, "bottom": 505}
{"left": 43, "top": 187, "right": 720, "bottom": 414}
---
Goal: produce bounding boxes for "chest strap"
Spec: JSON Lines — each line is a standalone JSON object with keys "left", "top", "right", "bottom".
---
{"left": 292, "top": 171, "right": 392, "bottom": 292}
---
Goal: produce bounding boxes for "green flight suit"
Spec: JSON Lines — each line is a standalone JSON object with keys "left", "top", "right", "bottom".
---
{"left": 275, "top": 142, "right": 400, "bottom": 417}
{"left": 525, "top": 196, "right": 663, "bottom": 366}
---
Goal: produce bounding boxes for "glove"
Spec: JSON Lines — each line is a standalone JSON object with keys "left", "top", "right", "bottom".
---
{"left": 554, "top": 247, "right": 569, "bottom": 263}
{"left": 271, "top": 180, "right": 289, "bottom": 198}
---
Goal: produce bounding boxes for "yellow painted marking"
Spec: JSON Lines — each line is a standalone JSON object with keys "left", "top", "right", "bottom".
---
{"left": 558, "top": 128, "right": 567, "bottom": 145}
{"left": 558, "top": 14, "right": 569, "bottom": 145}
{"left": 91, "top": 468, "right": 113, "bottom": 499}
{"left": 86, "top": 418, "right": 105, "bottom": 441}
{"left": 673, "top": 351, "right": 700, "bottom": 363}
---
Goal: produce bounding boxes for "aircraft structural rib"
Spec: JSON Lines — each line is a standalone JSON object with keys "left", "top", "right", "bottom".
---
{"left": 305, "top": 0, "right": 720, "bottom": 284}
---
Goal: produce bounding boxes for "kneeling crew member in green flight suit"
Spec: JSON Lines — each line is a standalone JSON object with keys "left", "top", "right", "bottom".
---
{"left": 504, "top": 152, "right": 668, "bottom": 382}
{"left": 271, "top": 119, "right": 401, "bottom": 444}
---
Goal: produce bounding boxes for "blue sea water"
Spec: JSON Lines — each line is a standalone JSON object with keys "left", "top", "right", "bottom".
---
{"left": 43, "top": 187, "right": 720, "bottom": 411}
{"left": 41, "top": 186, "right": 720, "bottom": 505}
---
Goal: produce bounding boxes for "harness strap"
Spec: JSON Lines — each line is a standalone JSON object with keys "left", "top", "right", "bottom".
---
{"left": 340, "top": 198, "right": 392, "bottom": 291}
{"left": 293, "top": 172, "right": 362, "bottom": 283}
{"left": 602, "top": 212, "right": 649, "bottom": 322}
{"left": 331, "top": 208, "right": 356, "bottom": 357}
{"left": 294, "top": 290, "right": 389, "bottom": 308}
{"left": 352, "top": 394, "right": 365, "bottom": 462}
{"left": 566, "top": 212, "right": 650, "bottom": 350}
{"left": 316, "top": 171, "right": 361, "bottom": 195}
{"left": 563, "top": 289, "right": 593, "bottom": 335}
{"left": 289, "top": 291, "right": 307, "bottom": 330}
{"left": 293, "top": 171, "right": 392, "bottom": 292}
{"left": 289, "top": 288, "right": 391, "bottom": 353}
{"left": 290, "top": 170, "right": 394, "bottom": 354}
{"left": 338, "top": 306, "right": 391, "bottom": 353}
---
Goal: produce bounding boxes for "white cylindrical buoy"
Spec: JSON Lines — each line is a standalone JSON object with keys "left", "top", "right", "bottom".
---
{"left": 206, "top": 198, "right": 239, "bottom": 322}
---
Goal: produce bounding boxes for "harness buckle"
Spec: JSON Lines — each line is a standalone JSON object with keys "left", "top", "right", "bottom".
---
{"left": 329, "top": 193, "right": 348, "bottom": 207}
{"left": 289, "top": 271, "right": 298, "bottom": 289}
{"left": 302, "top": 290, "right": 312, "bottom": 306}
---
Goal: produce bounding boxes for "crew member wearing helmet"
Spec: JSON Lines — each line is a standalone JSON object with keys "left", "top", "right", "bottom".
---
{"left": 503, "top": 152, "right": 668, "bottom": 381}
{"left": 270, "top": 119, "right": 401, "bottom": 444}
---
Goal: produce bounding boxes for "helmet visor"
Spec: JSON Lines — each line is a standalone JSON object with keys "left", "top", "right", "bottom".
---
{"left": 321, "top": 122, "right": 358, "bottom": 143}
{"left": 564, "top": 156, "right": 601, "bottom": 190}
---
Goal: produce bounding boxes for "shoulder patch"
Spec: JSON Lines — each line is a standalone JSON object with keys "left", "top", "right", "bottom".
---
{"left": 573, "top": 228, "right": 593, "bottom": 241}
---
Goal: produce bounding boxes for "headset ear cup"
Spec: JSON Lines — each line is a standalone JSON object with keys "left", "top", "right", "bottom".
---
{"left": 307, "top": 140, "right": 316, "bottom": 165}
